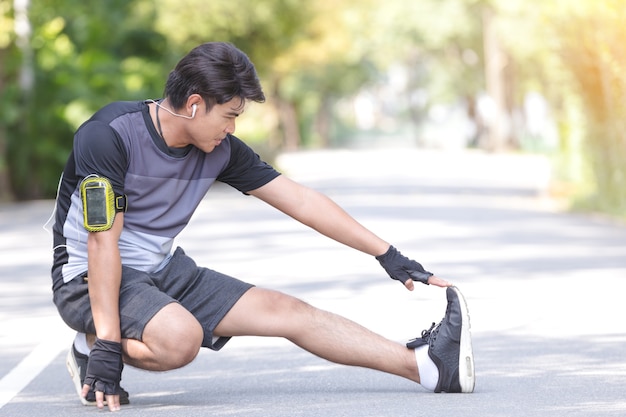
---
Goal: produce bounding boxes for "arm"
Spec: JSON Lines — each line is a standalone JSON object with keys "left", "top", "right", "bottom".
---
{"left": 82, "top": 212, "right": 124, "bottom": 411}
{"left": 249, "top": 176, "right": 451, "bottom": 290}
{"left": 249, "top": 175, "right": 389, "bottom": 257}
{"left": 87, "top": 212, "right": 124, "bottom": 343}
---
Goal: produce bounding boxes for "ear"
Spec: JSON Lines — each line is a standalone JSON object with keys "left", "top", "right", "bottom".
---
{"left": 186, "top": 94, "right": 203, "bottom": 116}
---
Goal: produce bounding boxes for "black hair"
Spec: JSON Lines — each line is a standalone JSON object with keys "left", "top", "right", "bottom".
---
{"left": 164, "top": 42, "right": 265, "bottom": 111}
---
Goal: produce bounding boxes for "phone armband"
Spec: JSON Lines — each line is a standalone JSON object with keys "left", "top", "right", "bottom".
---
{"left": 80, "top": 177, "right": 117, "bottom": 232}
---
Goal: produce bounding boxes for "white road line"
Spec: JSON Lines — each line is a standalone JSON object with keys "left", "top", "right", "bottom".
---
{"left": 0, "top": 322, "right": 73, "bottom": 409}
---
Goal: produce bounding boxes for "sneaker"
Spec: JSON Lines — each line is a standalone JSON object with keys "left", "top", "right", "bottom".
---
{"left": 407, "top": 286, "right": 475, "bottom": 393}
{"left": 66, "top": 344, "right": 130, "bottom": 405}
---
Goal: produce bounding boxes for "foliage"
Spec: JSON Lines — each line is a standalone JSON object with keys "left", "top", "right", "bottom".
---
{"left": 156, "top": 0, "right": 310, "bottom": 75}
{"left": 0, "top": 0, "right": 17, "bottom": 200}
{"left": 499, "top": 0, "right": 626, "bottom": 217}
{"left": 154, "top": 0, "right": 378, "bottom": 148}
{"left": 0, "top": 0, "right": 624, "bottom": 219}
{"left": 546, "top": 0, "right": 626, "bottom": 216}
{"left": 1, "top": 0, "right": 165, "bottom": 199}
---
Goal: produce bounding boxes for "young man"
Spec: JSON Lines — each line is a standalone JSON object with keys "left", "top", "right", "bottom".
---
{"left": 51, "top": 42, "right": 475, "bottom": 412}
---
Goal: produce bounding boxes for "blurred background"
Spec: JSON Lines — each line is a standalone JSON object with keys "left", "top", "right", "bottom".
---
{"left": 0, "top": 0, "right": 624, "bottom": 220}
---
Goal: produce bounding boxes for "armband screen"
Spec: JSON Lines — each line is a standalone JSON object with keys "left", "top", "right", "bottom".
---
{"left": 80, "top": 177, "right": 116, "bottom": 232}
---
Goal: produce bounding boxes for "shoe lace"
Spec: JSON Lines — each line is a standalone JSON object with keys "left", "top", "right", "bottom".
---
{"left": 407, "top": 321, "right": 440, "bottom": 348}
{"left": 408, "top": 295, "right": 452, "bottom": 348}
{"left": 424, "top": 293, "right": 455, "bottom": 345}
{"left": 422, "top": 321, "right": 442, "bottom": 344}
{"left": 421, "top": 322, "right": 436, "bottom": 339}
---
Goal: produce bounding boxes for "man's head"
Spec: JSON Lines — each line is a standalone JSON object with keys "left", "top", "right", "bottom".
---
{"left": 164, "top": 42, "right": 265, "bottom": 112}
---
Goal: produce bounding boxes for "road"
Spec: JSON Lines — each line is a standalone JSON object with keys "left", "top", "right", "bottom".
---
{"left": 1, "top": 148, "right": 625, "bottom": 416}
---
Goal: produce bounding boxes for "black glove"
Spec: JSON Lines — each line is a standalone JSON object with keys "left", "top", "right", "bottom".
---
{"left": 83, "top": 339, "right": 124, "bottom": 397}
{"left": 376, "top": 245, "right": 433, "bottom": 286}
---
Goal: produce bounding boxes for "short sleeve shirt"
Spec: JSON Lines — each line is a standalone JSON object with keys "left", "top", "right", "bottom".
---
{"left": 51, "top": 100, "right": 280, "bottom": 289}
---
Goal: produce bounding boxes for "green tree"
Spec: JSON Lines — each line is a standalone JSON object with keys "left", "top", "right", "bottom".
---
{"left": 367, "top": 0, "right": 485, "bottom": 147}
{"left": 1, "top": 0, "right": 165, "bottom": 199}
{"left": 155, "top": 0, "right": 313, "bottom": 150}
{"left": 547, "top": 0, "right": 626, "bottom": 216}
{"left": 268, "top": 0, "right": 380, "bottom": 149}
{"left": 485, "top": 0, "right": 626, "bottom": 216}
{"left": 0, "top": 0, "right": 17, "bottom": 201}
{"left": 155, "top": 0, "right": 385, "bottom": 150}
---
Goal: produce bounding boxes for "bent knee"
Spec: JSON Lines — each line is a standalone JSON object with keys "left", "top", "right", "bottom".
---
{"left": 142, "top": 303, "right": 203, "bottom": 370}
{"left": 161, "top": 333, "right": 202, "bottom": 370}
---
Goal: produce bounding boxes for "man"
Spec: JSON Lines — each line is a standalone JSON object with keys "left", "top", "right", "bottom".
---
{"left": 51, "top": 42, "right": 475, "bottom": 412}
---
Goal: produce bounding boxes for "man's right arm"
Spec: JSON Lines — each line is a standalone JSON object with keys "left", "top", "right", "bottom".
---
{"left": 87, "top": 212, "right": 124, "bottom": 342}
{"left": 83, "top": 212, "right": 124, "bottom": 411}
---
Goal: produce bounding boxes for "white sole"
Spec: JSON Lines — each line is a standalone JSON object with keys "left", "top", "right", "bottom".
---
{"left": 451, "top": 286, "right": 475, "bottom": 393}
{"left": 65, "top": 349, "right": 90, "bottom": 406}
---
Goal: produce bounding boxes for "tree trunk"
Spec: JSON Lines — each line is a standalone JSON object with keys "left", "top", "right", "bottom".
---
{"left": 277, "top": 98, "right": 301, "bottom": 151}
{"left": 482, "top": 7, "right": 509, "bottom": 151}
{"left": 0, "top": 46, "right": 15, "bottom": 201}
{"left": 314, "top": 96, "right": 331, "bottom": 148}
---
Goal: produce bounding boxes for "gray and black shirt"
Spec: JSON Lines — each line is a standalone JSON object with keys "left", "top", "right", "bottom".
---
{"left": 51, "top": 100, "right": 280, "bottom": 290}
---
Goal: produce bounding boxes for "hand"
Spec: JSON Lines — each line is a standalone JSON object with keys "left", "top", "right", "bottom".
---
{"left": 376, "top": 245, "right": 438, "bottom": 291}
{"left": 425, "top": 275, "right": 452, "bottom": 289}
{"left": 81, "top": 339, "right": 124, "bottom": 411}
{"left": 402, "top": 274, "right": 453, "bottom": 290}
{"left": 81, "top": 387, "right": 121, "bottom": 412}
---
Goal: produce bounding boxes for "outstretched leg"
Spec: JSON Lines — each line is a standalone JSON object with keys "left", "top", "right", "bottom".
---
{"left": 213, "top": 287, "right": 421, "bottom": 383}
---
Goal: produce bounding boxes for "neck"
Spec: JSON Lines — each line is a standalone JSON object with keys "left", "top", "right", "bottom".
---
{"left": 150, "top": 99, "right": 187, "bottom": 148}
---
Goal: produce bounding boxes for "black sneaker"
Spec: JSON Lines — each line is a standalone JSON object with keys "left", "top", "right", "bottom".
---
{"left": 66, "top": 344, "right": 130, "bottom": 405}
{"left": 407, "top": 286, "right": 475, "bottom": 393}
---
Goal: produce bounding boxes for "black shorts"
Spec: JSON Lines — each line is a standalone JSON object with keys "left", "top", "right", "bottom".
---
{"left": 52, "top": 247, "right": 253, "bottom": 351}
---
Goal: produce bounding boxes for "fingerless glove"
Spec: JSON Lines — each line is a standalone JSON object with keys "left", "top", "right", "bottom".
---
{"left": 376, "top": 245, "right": 433, "bottom": 285}
{"left": 83, "top": 339, "right": 124, "bottom": 396}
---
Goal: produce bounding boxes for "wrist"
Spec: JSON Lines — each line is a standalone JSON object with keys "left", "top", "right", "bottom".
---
{"left": 94, "top": 329, "right": 121, "bottom": 343}
{"left": 93, "top": 339, "right": 122, "bottom": 352}
{"left": 375, "top": 244, "right": 394, "bottom": 261}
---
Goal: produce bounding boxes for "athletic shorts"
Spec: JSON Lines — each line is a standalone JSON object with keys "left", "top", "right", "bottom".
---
{"left": 52, "top": 247, "right": 254, "bottom": 351}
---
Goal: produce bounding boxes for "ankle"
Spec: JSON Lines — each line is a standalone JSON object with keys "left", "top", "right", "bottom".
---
{"left": 414, "top": 345, "right": 439, "bottom": 391}
{"left": 73, "top": 333, "right": 90, "bottom": 355}
{"left": 86, "top": 333, "right": 96, "bottom": 349}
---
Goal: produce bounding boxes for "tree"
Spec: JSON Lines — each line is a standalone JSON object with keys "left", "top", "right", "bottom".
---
{"left": 268, "top": 0, "right": 380, "bottom": 148}
{"left": 1, "top": 0, "right": 165, "bottom": 199}
{"left": 155, "top": 0, "right": 384, "bottom": 150}
{"left": 0, "top": 0, "right": 19, "bottom": 201}
{"left": 472, "top": 0, "right": 626, "bottom": 216}
{"left": 351, "top": 0, "right": 485, "bottom": 148}
{"left": 155, "top": 0, "right": 313, "bottom": 150}
{"left": 547, "top": 0, "right": 626, "bottom": 216}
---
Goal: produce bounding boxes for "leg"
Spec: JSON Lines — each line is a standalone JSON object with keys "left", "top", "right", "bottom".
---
{"left": 214, "top": 287, "right": 421, "bottom": 383}
{"left": 122, "top": 303, "right": 204, "bottom": 371}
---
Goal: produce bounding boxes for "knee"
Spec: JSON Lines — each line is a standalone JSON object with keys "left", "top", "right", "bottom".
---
{"left": 214, "top": 288, "right": 316, "bottom": 341}
{"left": 264, "top": 290, "right": 313, "bottom": 317}
{"left": 164, "top": 332, "right": 202, "bottom": 370}
{"left": 142, "top": 304, "right": 204, "bottom": 371}
{"left": 261, "top": 290, "right": 319, "bottom": 336}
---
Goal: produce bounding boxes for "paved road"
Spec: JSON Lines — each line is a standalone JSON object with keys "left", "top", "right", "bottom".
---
{"left": 1, "top": 148, "right": 625, "bottom": 416}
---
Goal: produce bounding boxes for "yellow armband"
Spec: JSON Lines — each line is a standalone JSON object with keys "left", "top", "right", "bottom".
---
{"left": 80, "top": 177, "right": 126, "bottom": 232}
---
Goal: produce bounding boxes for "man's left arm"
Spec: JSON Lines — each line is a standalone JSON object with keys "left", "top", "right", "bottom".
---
{"left": 249, "top": 175, "right": 451, "bottom": 290}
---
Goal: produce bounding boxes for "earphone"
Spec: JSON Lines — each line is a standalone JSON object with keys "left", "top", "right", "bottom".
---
{"left": 147, "top": 99, "right": 197, "bottom": 119}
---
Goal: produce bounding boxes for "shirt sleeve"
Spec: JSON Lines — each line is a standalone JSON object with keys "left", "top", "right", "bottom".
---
{"left": 217, "top": 135, "right": 281, "bottom": 193}
{"left": 73, "top": 120, "right": 128, "bottom": 195}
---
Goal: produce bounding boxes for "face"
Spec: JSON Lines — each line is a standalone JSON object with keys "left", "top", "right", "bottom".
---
{"left": 187, "top": 97, "right": 244, "bottom": 153}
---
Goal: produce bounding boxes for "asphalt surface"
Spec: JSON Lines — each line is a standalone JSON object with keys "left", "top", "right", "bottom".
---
{"left": 1, "top": 148, "right": 625, "bottom": 416}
